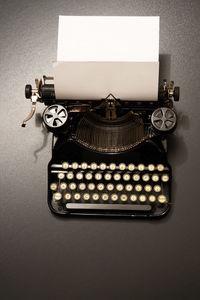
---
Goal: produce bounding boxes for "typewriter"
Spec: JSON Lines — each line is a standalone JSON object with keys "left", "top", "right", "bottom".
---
{"left": 22, "top": 77, "right": 179, "bottom": 217}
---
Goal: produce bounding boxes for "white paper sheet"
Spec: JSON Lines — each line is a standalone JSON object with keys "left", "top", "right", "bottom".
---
{"left": 53, "top": 16, "right": 160, "bottom": 100}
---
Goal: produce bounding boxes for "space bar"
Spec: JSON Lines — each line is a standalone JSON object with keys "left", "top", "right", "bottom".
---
{"left": 66, "top": 203, "right": 151, "bottom": 211}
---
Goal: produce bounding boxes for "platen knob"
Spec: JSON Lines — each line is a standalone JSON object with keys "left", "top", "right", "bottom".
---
{"left": 25, "top": 84, "right": 32, "bottom": 99}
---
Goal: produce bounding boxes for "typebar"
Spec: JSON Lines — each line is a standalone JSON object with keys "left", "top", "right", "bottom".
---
{"left": 66, "top": 203, "right": 151, "bottom": 211}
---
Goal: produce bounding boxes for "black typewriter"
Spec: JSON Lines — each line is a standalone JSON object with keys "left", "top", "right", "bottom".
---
{"left": 22, "top": 77, "right": 179, "bottom": 218}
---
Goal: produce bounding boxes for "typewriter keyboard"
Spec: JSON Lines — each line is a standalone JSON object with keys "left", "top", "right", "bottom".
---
{"left": 48, "top": 161, "right": 171, "bottom": 217}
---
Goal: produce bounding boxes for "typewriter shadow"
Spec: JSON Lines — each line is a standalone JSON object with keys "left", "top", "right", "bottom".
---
{"left": 33, "top": 113, "right": 50, "bottom": 162}
{"left": 159, "top": 54, "right": 171, "bottom": 83}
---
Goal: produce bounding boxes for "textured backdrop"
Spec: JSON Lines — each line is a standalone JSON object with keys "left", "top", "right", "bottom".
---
{"left": 0, "top": 1, "right": 200, "bottom": 299}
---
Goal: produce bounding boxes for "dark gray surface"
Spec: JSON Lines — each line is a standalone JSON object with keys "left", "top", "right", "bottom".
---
{"left": 0, "top": 1, "right": 200, "bottom": 299}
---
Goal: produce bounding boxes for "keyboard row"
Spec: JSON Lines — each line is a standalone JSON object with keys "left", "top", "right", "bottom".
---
{"left": 50, "top": 182, "right": 167, "bottom": 193}
{"left": 52, "top": 162, "right": 168, "bottom": 172}
{"left": 52, "top": 191, "right": 168, "bottom": 204}
{"left": 51, "top": 171, "right": 169, "bottom": 182}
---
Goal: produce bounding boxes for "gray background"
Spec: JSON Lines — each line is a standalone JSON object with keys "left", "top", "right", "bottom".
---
{"left": 0, "top": 0, "right": 200, "bottom": 299}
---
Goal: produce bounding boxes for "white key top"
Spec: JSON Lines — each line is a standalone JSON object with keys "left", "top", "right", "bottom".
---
{"left": 95, "top": 173, "right": 102, "bottom": 180}
{"left": 120, "top": 194, "right": 128, "bottom": 202}
{"left": 99, "top": 163, "right": 107, "bottom": 170}
{"left": 104, "top": 173, "right": 112, "bottom": 180}
{"left": 113, "top": 173, "right": 121, "bottom": 181}
{"left": 111, "top": 194, "right": 118, "bottom": 201}
{"left": 142, "top": 174, "right": 150, "bottom": 182}
{"left": 138, "top": 164, "right": 145, "bottom": 171}
{"left": 119, "top": 163, "right": 126, "bottom": 170}
{"left": 62, "top": 162, "right": 69, "bottom": 169}
{"left": 58, "top": 173, "right": 65, "bottom": 179}
{"left": 135, "top": 184, "right": 142, "bottom": 192}
{"left": 60, "top": 182, "right": 67, "bottom": 190}
{"left": 139, "top": 195, "right": 147, "bottom": 202}
{"left": 88, "top": 183, "right": 95, "bottom": 191}
{"left": 74, "top": 193, "right": 81, "bottom": 201}
{"left": 149, "top": 195, "right": 156, "bottom": 203}
{"left": 133, "top": 174, "right": 140, "bottom": 181}
{"left": 85, "top": 172, "right": 92, "bottom": 180}
{"left": 154, "top": 185, "right": 161, "bottom": 192}
{"left": 83, "top": 193, "right": 90, "bottom": 201}
{"left": 157, "top": 164, "right": 165, "bottom": 171}
{"left": 90, "top": 162, "right": 98, "bottom": 170}
{"left": 144, "top": 185, "right": 152, "bottom": 192}
{"left": 161, "top": 174, "right": 169, "bottom": 182}
{"left": 79, "top": 183, "right": 86, "bottom": 191}
{"left": 97, "top": 183, "right": 104, "bottom": 191}
{"left": 102, "top": 193, "right": 109, "bottom": 201}
{"left": 109, "top": 163, "right": 116, "bottom": 170}
{"left": 54, "top": 192, "right": 62, "bottom": 201}
{"left": 130, "top": 194, "right": 137, "bottom": 202}
{"left": 125, "top": 184, "right": 133, "bottom": 192}
{"left": 148, "top": 164, "right": 155, "bottom": 171}
{"left": 116, "top": 184, "right": 123, "bottom": 191}
{"left": 158, "top": 195, "right": 167, "bottom": 203}
{"left": 92, "top": 193, "right": 99, "bottom": 201}
{"left": 69, "top": 182, "right": 76, "bottom": 190}
{"left": 107, "top": 183, "right": 114, "bottom": 191}
{"left": 64, "top": 193, "right": 71, "bottom": 201}
{"left": 123, "top": 173, "right": 130, "bottom": 181}
{"left": 50, "top": 183, "right": 57, "bottom": 191}
{"left": 72, "top": 162, "right": 79, "bottom": 169}
{"left": 152, "top": 174, "right": 159, "bottom": 182}
{"left": 66, "top": 172, "right": 74, "bottom": 180}
{"left": 76, "top": 172, "right": 83, "bottom": 180}
{"left": 128, "top": 164, "right": 135, "bottom": 171}
{"left": 81, "top": 162, "right": 88, "bottom": 169}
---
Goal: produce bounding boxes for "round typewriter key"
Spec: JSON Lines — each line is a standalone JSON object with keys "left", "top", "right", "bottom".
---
{"left": 69, "top": 182, "right": 76, "bottom": 190}
{"left": 157, "top": 164, "right": 165, "bottom": 171}
{"left": 74, "top": 193, "right": 81, "bottom": 201}
{"left": 54, "top": 192, "right": 62, "bottom": 201}
{"left": 113, "top": 173, "right": 121, "bottom": 181}
{"left": 161, "top": 174, "right": 169, "bottom": 182}
{"left": 158, "top": 194, "right": 167, "bottom": 204}
{"left": 64, "top": 193, "right": 71, "bottom": 201}
{"left": 123, "top": 173, "right": 130, "bottom": 181}
{"left": 149, "top": 195, "right": 156, "bottom": 203}
{"left": 62, "top": 162, "right": 69, "bottom": 169}
{"left": 102, "top": 193, "right": 109, "bottom": 201}
{"left": 133, "top": 174, "right": 140, "bottom": 181}
{"left": 152, "top": 174, "right": 159, "bottom": 182}
{"left": 116, "top": 184, "right": 124, "bottom": 191}
{"left": 88, "top": 183, "right": 95, "bottom": 191}
{"left": 85, "top": 172, "right": 92, "bottom": 180}
{"left": 79, "top": 183, "right": 86, "bottom": 191}
{"left": 90, "top": 162, "right": 97, "bottom": 170}
{"left": 138, "top": 164, "right": 145, "bottom": 171}
{"left": 60, "top": 182, "right": 67, "bottom": 190}
{"left": 99, "top": 163, "right": 107, "bottom": 170}
{"left": 72, "top": 162, "right": 79, "bottom": 169}
{"left": 142, "top": 174, "right": 150, "bottom": 182}
{"left": 58, "top": 172, "right": 65, "bottom": 180}
{"left": 130, "top": 194, "right": 137, "bottom": 202}
{"left": 92, "top": 193, "right": 99, "bottom": 201}
{"left": 135, "top": 184, "right": 142, "bottom": 192}
{"left": 120, "top": 194, "right": 128, "bottom": 202}
{"left": 104, "top": 173, "right": 112, "bottom": 181}
{"left": 66, "top": 172, "right": 74, "bottom": 180}
{"left": 125, "top": 184, "right": 133, "bottom": 192}
{"left": 154, "top": 185, "right": 161, "bottom": 193}
{"left": 109, "top": 163, "right": 116, "bottom": 170}
{"left": 76, "top": 172, "right": 83, "bottom": 180}
{"left": 81, "top": 162, "right": 88, "bottom": 169}
{"left": 111, "top": 193, "right": 118, "bottom": 201}
{"left": 119, "top": 163, "right": 126, "bottom": 170}
{"left": 50, "top": 183, "right": 57, "bottom": 191}
{"left": 144, "top": 185, "right": 152, "bottom": 192}
{"left": 139, "top": 195, "right": 147, "bottom": 202}
{"left": 83, "top": 193, "right": 90, "bottom": 201}
{"left": 97, "top": 183, "right": 104, "bottom": 191}
{"left": 95, "top": 173, "right": 102, "bottom": 180}
{"left": 128, "top": 163, "right": 135, "bottom": 171}
{"left": 107, "top": 183, "right": 114, "bottom": 191}
{"left": 148, "top": 164, "right": 155, "bottom": 171}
